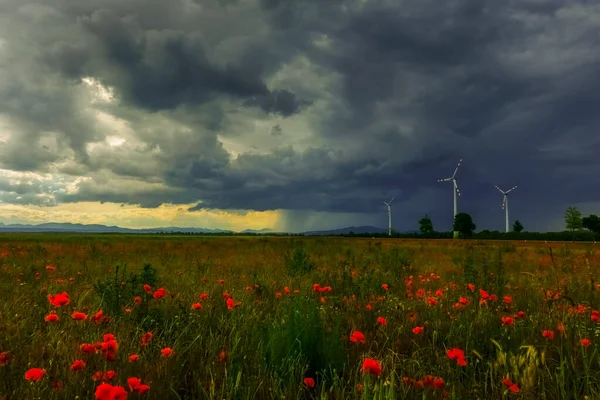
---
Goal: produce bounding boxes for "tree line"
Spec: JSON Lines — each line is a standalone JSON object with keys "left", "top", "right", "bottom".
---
{"left": 341, "top": 207, "right": 599, "bottom": 241}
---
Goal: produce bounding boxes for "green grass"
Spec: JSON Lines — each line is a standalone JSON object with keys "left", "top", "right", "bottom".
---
{"left": 0, "top": 234, "right": 599, "bottom": 399}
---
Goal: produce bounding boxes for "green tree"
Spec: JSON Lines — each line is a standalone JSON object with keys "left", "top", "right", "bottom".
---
{"left": 453, "top": 213, "right": 476, "bottom": 238}
{"left": 564, "top": 206, "right": 583, "bottom": 233}
{"left": 582, "top": 215, "right": 600, "bottom": 234}
{"left": 513, "top": 220, "right": 524, "bottom": 233}
{"left": 418, "top": 214, "right": 434, "bottom": 236}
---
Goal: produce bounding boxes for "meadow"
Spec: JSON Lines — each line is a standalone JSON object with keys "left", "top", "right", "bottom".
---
{"left": 0, "top": 234, "right": 599, "bottom": 399}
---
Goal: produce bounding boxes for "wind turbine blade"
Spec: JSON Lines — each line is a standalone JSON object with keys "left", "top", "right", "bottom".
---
{"left": 454, "top": 180, "right": 461, "bottom": 196}
{"left": 495, "top": 185, "right": 505, "bottom": 194}
{"left": 505, "top": 185, "right": 518, "bottom": 194}
{"left": 438, "top": 178, "right": 451, "bottom": 182}
{"left": 451, "top": 158, "right": 462, "bottom": 178}
{"left": 502, "top": 196, "right": 506, "bottom": 209}
{"left": 389, "top": 197, "right": 395, "bottom": 204}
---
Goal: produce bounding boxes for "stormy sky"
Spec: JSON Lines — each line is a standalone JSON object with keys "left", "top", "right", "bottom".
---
{"left": 0, "top": 0, "right": 599, "bottom": 232}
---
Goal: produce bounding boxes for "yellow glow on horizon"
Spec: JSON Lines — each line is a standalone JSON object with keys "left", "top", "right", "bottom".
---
{"left": 0, "top": 202, "right": 283, "bottom": 231}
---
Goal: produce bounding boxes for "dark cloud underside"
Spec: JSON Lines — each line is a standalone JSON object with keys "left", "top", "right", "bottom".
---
{"left": 0, "top": 0, "right": 599, "bottom": 231}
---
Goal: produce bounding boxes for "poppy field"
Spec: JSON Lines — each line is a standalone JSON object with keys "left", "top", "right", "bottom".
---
{"left": 1, "top": 234, "right": 600, "bottom": 399}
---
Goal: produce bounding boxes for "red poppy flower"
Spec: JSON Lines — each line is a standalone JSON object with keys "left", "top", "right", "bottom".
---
{"left": 104, "top": 334, "right": 116, "bottom": 342}
{"left": 502, "top": 378, "right": 520, "bottom": 393}
{"left": 128, "top": 354, "right": 139, "bottom": 363}
{"left": 501, "top": 316, "right": 514, "bottom": 326}
{"left": 143, "top": 284, "right": 152, "bottom": 294}
{"left": 226, "top": 297, "right": 235, "bottom": 310}
{"left": 104, "top": 370, "right": 117, "bottom": 380}
{"left": 91, "top": 310, "right": 105, "bottom": 324}
{"left": 376, "top": 317, "right": 387, "bottom": 326}
{"left": 581, "top": 338, "right": 592, "bottom": 347}
{"left": 70, "top": 360, "right": 86, "bottom": 371}
{"left": 48, "top": 292, "right": 70, "bottom": 307}
{"left": 412, "top": 326, "right": 424, "bottom": 335}
{"left": 381, "top": 283, "right": 389, "bottom": 291}
{"left": 95, "top": 383, "right": 113, "bottom": 400}
{"left": 161, "top": 347, "right": 174, "bottom": 358}
{"left": 80, "top": 343, "right": 96, "bottom": 353}
{"left": 303, "top": 377, "right": 315, "bottom": 388}
{"left": 503, "top": 296, "right": 512, "bottom": 304}
{"left": 136, "top": 384, "right": 150, "bottom": 395}
{"left": 25, "top": 368, "right": 45, "bottom": 382}
{"left": 350, "top": 331, "right": 366, "bottom": 344}
{"left": 153, "top": 288, "right": 166, "bottom": 299}
{"left": 542, "top": 330, "right": 555, "bottom": 340}
{"left": 71, "top": 311, "right": 87, "bottom": 321}
{"left": 318, "top": 285, "right": 332, "bottom": 293}
{"left": 141, "top": 332, "right": 153, "bottom": 346}
{"left": 446, "top": 348, "right": 467, "bottom": 366}
{"left": 127, "top": 377, "right": 141, "bottom": 392}
{"left": 95, "top": 383, "right": 128, "bottom": 400}
{"left": 191, "top": 302, "right": 202, "bottom": 310}
{"left": 111, "top": 385, "right": 127, "bottom": 399}
{"left": 45, "top": 312, "right": 59, "bottom": 322}
{"left": 361, "top": 358, "right": 382, "bottom": 376}
{"left": 0, "top": 351, "right": 9, "bottom": 366}
{"left": 200, "top": 293, "right": 209, "bottom": 300}
{"left": 101, "top": 339, "right": 119, "bottom": 353}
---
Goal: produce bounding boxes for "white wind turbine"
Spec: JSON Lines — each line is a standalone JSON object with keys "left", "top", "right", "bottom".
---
{"left": 438, "top": 159, "right": 462, "bottom": 238}
{"left": 383, "top": 197, "right": 394, "bottom": 237}
{"left": 495, "top": 185, "right": 517, "bottom": 233}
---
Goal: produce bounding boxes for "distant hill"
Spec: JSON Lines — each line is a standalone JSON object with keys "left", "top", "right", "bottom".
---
{"left": 0, "top": 222, "right": 232, "bottom": 234}
{"left": 240, "top": 228, "right": 275, "bottom": 234}
{"left": 302, "top": 225, "right": 388, "bottom": 235}
{"left": 0, "top": 222, "right": 400, "bottom": 236}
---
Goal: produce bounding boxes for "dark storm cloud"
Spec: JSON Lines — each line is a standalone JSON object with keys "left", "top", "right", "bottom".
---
{"left": 45, "top": 7, "right": 309, "bottom": 116}
{"left": 1, "top": 0, "right": 600, "bottom": 231}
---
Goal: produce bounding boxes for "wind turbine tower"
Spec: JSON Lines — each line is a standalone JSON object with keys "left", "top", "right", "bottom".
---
{"left": 495, "top": 185, "right": 517, "bottom": 233}
{"left": 383, "top": 197, "right": 394, "bottom": 237}
{"left": 438, "top": 159, "right": 462, "bottom": 239}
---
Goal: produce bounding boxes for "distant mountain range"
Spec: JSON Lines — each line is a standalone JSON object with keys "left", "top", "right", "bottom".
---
{"left": 302, "top": 225, "right": 388, "bottom": 235}
{"left": 0, "top": 222, "right": 391, "bottom": 235}
{"left": 0, "top": 222, "right": 233, "bottom": 234}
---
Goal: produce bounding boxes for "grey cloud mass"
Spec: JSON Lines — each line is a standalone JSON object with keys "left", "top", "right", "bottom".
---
{"left": 1, "top": 0, "right": 600, "bottom": 231}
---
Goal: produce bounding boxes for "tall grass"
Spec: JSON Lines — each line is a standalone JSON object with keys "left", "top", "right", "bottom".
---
{"left": 0, "top": 235, "right": 598, "bottom": 399}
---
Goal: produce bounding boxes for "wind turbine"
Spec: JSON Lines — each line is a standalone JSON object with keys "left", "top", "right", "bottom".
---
{"left": 438, "top": 159, "right": 462, "bottom": 238}
{"left": 495, "top": 185, "right": 517, "bottom": 233}
{"left": 383, "top": 197, "right": 394, "bottom": 237}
